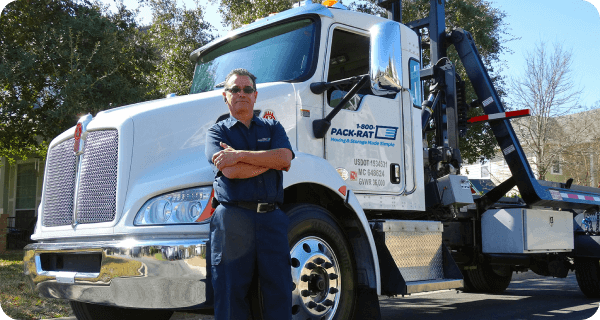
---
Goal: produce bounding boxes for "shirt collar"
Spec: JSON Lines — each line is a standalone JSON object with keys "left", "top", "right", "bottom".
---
{"left": 224, "top": 114, "right": 264, "bottom": 128}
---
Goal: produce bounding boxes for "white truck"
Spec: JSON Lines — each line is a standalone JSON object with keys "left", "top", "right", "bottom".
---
{"left": 23, "top": 0, "right": 600, "bottom": 319}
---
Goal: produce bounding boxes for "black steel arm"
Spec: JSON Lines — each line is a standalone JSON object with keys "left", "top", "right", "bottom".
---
{"left": 310, "top": 75, "right": 367, "bottom": 95}
{"left": 312, "top": 75, "right": 369, "bottom": 139}
{"left": 450, "top": 28, "right": 600, "bottom": 210}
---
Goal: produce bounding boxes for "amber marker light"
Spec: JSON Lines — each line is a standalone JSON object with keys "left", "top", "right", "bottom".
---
{"left": 197, "top": 189, "right": 216, "bottom": 222}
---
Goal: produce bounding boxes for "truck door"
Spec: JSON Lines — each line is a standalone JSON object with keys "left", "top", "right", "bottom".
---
{"left": 323, "top": 26, "right": 407, "bottom": 195}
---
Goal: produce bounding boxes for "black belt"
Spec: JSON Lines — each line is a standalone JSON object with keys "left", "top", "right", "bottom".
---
{"left": 235, "top": 202, "right": 278, "bottom": 213}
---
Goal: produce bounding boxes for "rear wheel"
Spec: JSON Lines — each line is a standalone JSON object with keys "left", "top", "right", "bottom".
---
{"left": 575, "top": 257, "right": 600, "bottom": 298}
{"left": 462, "top": 264, "right": 512, "bottom": 293}
{"left": 250, "top": 204, "right": 357, "bottom": 320}
{"left": 70, "top": 301, "right": 174, "bottom": 320}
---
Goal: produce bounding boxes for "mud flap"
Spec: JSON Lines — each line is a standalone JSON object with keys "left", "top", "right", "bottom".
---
{"left": 353, "top": 286, "right": 382, "bottom": 320}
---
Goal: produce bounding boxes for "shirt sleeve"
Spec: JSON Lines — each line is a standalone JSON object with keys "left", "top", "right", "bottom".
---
{"left": 205, "top": 124, "right": 229, "bottom": 175}
{"left": 270, "top": 121, "right": 295, "bottom": 160}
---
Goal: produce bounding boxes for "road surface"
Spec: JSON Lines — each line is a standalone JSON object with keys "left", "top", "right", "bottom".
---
{"left": 170, "top": 271, "right": 600, "bottom": 320}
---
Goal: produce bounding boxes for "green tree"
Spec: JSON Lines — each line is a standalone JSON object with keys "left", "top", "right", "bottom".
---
{"left": 209, "top": 0, "right": 298, "bottom": 29}
{"left": 144, "top": 0, "right": 214, "bottom": 96}
{"left": 0, "top": 0, "right": 156, "bottom": 162}
{"left": 0, "top": 0, "right": 214, "bottom": 162}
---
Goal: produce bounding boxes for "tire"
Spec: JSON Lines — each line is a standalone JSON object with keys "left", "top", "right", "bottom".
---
{"left": 70, "top": 301, "right": 174, "bottom": 320}
{"left": 250, "top": 203, "right": 357, "bottom": 320}
{"left": 575, "top": 257, "right": 600, "bottom": 298}
{"left": 463, "top": 264, "right": 512, "bottom": 293}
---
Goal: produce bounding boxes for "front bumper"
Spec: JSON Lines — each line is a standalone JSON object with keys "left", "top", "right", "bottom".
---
{"left": 24, "top": 238, "right": 210, "bottom": 309}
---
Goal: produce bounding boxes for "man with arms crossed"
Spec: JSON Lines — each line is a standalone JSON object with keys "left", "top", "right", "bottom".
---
{"left": 205, "top": 68, "right": 294, "bottom": 320}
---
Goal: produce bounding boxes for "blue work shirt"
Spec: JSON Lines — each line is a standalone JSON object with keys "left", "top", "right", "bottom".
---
{"left": 205, "top": 115, "right": 294, "bottom": 205}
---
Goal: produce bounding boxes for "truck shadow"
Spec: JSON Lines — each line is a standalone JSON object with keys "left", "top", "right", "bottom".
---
{"left": 379, "top": 272, "right": 599, "bottom": 319}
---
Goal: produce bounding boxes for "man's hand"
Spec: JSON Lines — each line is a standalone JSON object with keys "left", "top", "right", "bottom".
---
{"left": 212, "top": 142, "right": 240, "bottom": 171}
{"left": 213, "top": 141, "right": 292, "bottom": 172}
{"left": 213, "top": 142, "right": 269, "bottom": 179}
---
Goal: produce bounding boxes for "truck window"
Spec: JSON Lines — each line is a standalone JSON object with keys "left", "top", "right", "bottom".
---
{"left": 409, "top": 58, "right": 422, "bottom": 108}
{"left": 330, "top": 90, "right": 363, "bottom": 111}
{"left": 190, "top": 18, "right": 318, "bottom": 94}
{"left": 326, "top": 29, "right": 370, "bottom": 111}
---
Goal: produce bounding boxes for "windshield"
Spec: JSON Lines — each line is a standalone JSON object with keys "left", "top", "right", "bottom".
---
{"left": 190, "top": 18, "right": 318, "bottom": 94}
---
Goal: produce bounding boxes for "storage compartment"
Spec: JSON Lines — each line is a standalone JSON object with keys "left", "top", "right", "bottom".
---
{"left": 436, "top": 175, "right": 474, "bottom": 206}
{"left": 482, "top": 208, "right": 574, "bottom": 253}
{"left": 370, "top": 220, "right": 463, "bottom": 295}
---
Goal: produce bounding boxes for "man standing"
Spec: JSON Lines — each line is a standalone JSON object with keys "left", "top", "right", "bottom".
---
{"left": 205, "top": 68, "right": 294, "bottom": 320}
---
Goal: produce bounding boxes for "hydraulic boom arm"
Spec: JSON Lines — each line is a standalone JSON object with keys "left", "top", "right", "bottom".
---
{"left": 450, "top": 28, "right": 600, "bottom": 211}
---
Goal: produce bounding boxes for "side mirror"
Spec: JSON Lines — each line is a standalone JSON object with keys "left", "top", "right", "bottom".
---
{"left": 370, "top": 21, "right": 403, "bottom": 95}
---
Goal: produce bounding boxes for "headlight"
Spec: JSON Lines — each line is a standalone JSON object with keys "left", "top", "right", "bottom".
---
{"left": 134, "top": 186, "right": 213, "bottom": 226}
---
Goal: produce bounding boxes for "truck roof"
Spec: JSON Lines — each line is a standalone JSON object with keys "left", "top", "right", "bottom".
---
{"left": 189, "top": 2, "right": 390, "bottom": 62}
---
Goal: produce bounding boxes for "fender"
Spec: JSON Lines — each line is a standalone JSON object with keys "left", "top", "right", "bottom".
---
{"left": 285, "top": 152, "right": 381, "bottom": 294}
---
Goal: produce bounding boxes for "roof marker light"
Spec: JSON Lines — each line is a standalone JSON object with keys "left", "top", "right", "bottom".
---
{"left": 322, "top": 0, "right": 338, "bottom": 6}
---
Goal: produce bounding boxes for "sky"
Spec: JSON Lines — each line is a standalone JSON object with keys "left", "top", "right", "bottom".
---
{"left": 0, "top": 0, "right": 599, "bottom": 107}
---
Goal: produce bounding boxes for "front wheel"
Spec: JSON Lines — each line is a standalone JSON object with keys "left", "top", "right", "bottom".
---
{"left": 70, "top": 301, "right": 173, "bottom": 320}
{"left": 250, "top": 204, "right": 357, "bottom": 320}
{"left": 287, "top": 204, "right": 357, "bottom": 320}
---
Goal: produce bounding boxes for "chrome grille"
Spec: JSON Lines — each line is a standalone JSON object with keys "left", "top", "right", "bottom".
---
{"left": 76, "top": 130, "right": 119, "bottom": 224}
{"left": 42, "top": 130, "right": 119, "bottom": 227}
{"left": 43, "top": 139, "right": 77, "bottom": 227}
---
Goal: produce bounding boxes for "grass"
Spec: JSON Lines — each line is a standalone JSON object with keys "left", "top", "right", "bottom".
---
{"left": 0, "top": 250, "right": 72, "bottom": 320}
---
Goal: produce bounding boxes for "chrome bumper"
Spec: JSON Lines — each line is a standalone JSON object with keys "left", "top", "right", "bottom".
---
{"left": 24, "top": 238, "right": 210, "bottom": 309}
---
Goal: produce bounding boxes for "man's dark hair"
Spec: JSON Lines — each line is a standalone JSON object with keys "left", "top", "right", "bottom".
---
{"left": 225, "top": 68, "right": 257, "bottom": 90}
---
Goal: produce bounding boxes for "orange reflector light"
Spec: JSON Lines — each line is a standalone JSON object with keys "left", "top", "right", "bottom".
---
{"left": 322, "top": 0, "right": 338, "bottom": 6}
{"left": 338, "top": 185, "right": 347, "bottom": 196}
{"left": 196, "top": 189, "right": 216, "bottom": 222}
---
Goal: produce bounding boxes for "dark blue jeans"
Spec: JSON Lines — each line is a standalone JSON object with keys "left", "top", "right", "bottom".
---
{"left": 210, "top": 203, "right": 292, "bottom": 320}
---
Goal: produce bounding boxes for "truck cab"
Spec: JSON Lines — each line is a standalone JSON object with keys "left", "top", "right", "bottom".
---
{"left": 189, "top": 3, "right": 425, "bottom": 210}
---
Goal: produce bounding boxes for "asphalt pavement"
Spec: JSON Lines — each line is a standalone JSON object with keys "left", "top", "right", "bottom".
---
{"left": 378, "top": 271, "right": 600, "bottom": 320}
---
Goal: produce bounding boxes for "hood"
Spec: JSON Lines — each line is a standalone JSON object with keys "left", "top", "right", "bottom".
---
{"left": 37, "top": 83, "right": 296, "bottom": 239}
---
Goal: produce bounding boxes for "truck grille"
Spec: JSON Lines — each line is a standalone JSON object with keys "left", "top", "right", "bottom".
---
{"left": 43, "top": 130, "right": 119, "bottom": 226}
{"left": 76, "top": 131, "right": 118, "bottom": 224}
{"left": 43, "top": 139, "right": 77, "bottom": 227}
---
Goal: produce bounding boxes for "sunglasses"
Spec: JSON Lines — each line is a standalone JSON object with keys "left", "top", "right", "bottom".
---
{"left": 225, "top": 86, "right": 256, "bottom": 94}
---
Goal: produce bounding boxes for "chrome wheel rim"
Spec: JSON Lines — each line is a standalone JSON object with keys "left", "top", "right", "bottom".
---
{"left": 290, "top": 236, "right": 341, "bottom": 320}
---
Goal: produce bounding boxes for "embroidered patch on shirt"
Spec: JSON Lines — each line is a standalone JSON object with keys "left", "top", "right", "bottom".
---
{"left": 257, "top": 137, "right": 271, "bottom": 142}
